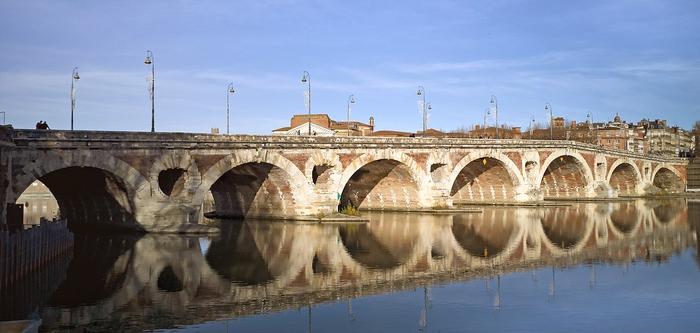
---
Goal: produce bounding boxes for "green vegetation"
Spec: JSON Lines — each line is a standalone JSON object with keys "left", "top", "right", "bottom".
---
{"left": 339, "top": 204, "right": 361, "bottom": 216}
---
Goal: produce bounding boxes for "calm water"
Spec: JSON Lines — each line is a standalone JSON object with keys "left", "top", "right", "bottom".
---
{"left": 2, "top": 199, "right": 699, "bottom": 332}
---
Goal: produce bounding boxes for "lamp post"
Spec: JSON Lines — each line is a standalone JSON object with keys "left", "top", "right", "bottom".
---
{"left": 226, "top": 83, "right": 235, "bottom": 135}
{"left": 426, "top": 102, "right": 432, "bottom": 131}
{"left": 301, "top": 71, "right": 311, "bottom": 135}
{"left": 417, "top": 86, "right": 426, "bottom": 133}
{"left": 545, "top": 103, "right": 553, "bottom": 140}
{"left": 346, "top": 94, "right": 355, "bottom": 136}
{"left": 529, "top": 113, "right": 535, "bottom": 139}
{"left": 70, "top": 67, "right": 80, "bottom": 131}
{"left": 0, "top": 110, "right": 5, "bottom": 124}
{"left": 144, "top": 50, "right": 155, "bottom": 132}
{"left": 490, "top": 95, "right": 499, "bottom": 139}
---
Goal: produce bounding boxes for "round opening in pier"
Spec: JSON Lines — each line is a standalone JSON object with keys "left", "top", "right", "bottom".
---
{"left": 158, "top": 168, "right": 187, "bottom": 197}
{"left": 157, "top": 266, "right": 184, "bottom": 292}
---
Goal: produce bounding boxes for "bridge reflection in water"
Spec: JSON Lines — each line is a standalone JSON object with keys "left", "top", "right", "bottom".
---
{"left": 21, "top": 200, "right": 698, "bottom": 332}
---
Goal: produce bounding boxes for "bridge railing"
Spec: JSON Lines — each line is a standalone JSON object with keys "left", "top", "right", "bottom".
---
{"left": 11, "top": 129, "right": 689, "bottom": 164}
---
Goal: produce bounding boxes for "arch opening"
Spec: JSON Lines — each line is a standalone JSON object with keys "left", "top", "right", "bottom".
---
{"left": 158, "top": 168, "right": 187, "bottom": 197}
{"left": 609, "top": 163, "right": 640, "bottom": 196}
{"left": 653, "top": 168, "right": 683, "bottom": 193}
{"left": 451, "top": 211, "right": 518, "bottom": 258}
{"left": 16, "top": 167, "right": 135, "bottom": 228}
{"left": 209, "top": 162, "right": 298, "bottom": 218}
{"left": 430, "top": 163, "right": 448, "bottom": 183}
{"left": 312, "top": 164, "right": 332, "bottom": 185}
{"left": 339, "top": 159, "right": 420, "bottom": 211}
{"left": 541, "top": 208, "right": 589, "bottom": 249}
{"left": 450, "top": 158, "right": 517, "bottom": 203}
{"left": 540, "top": 155, "right": 590, "bottom": 198}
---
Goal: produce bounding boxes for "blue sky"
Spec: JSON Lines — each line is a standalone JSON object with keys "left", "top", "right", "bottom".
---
{"left": 1, "top": 0, "right": 699, "bottom": 134}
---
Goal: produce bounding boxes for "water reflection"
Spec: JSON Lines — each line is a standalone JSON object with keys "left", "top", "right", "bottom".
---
{"left": 5, "top": 199, "right": 698, "bottom": 331}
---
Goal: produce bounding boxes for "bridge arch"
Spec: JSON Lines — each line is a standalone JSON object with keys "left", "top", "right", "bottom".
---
{"left": 538, "top": 151, "right": 594, "bottom": 198}
{"left": 199, "top": 150, "right": 312, "bottom": 218}
{"left": 607, "top": 160, "right": 642, "bottom": 196}
{"left": 11, "top": 151, "right": 147, "bottom": 227}
{"left": 651, "top": 165, "right": 684, "bottom": 193}
{"left": 337, "top": 152, "right": 426, "bottom": 210}
{"left": 447, "top": 152, "right": 524, "bottom": 203}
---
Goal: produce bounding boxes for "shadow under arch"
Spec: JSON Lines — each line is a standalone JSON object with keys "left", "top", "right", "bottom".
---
{"left": 208, "top": 162, "right": 300, "bottom": 219}
{"left": 539, "top": 154, "right": 592, "bottom": 198}
{"left": 652, "top": 167, "right": 684, "bottom": 193}
{"left": 338, "top": 159, "right": 421, "bottom": 210}
{"left": 450, "top": 157, "right": 520, "bottom": 203}
{"left": 608, "top": 162, "right": 642, "bottom": 196}
{"left": 16, "top": 166, "right": 137, "bottom": 229}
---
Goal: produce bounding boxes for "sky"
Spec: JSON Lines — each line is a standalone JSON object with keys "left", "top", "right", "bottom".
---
{"left": 1, "top": 0, "right": 699, "bottom": 134}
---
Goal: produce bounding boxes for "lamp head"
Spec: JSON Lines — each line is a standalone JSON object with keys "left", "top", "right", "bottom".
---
{"left": 72, "top": 67, "right": 80, "bottom": 80}
{"left": 228, "top": 83, "right": 235, "bottom": 94}
{"left": 349, "top": 95, "right": 355, "bottom": 104}
{"left": 144, "top": 50, "right": 153, "bottom": 65}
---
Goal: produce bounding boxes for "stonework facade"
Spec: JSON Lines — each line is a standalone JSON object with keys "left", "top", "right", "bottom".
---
{"left": 1, "top": 129, "right": 689, "bottom": 232}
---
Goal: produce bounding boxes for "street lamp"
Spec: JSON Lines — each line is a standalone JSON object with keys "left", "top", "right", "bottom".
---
{"left": 545, "top": 103, "right": 553, "bottom": 140}
{"left": 301, "top": 71, "right": 311, "bottom": 135}
{"left": 346, "top": 94, "right": 355, "bottom": 136}
{"left": 490, "top": 95, "right": 499, "bottom": 139}
{"left": 144, "top": 50, "right": 155, "bottom": 132}
{"left": 0, "top": 110, "right": 5, "bottom": 125}
{"left": 70, "top": 67, "right": 80, "bottom": 131}
{"left": 529, "top": 113, "right": 535, "bottom": 139}
{"left": 417, "top": 86, "right": 426, "bottom": 133}
{"left": 426, "top": 102, "right": 432, "bottom": 131}
{"left": 226, "top": 83, "right": 235, "bottom": 135}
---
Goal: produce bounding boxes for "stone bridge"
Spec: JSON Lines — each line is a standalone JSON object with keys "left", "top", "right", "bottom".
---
{"left": 0, "top": 129, "right": 689, "bottom": 232}
{"left": 37, "top": 200, "right": 697, "bottom": 331}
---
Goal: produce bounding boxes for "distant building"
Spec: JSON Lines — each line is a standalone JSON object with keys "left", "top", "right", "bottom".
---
{"left": 642, "top": 119, "right": 694, "bottom": 156}
{"left": 272, "top": 114, "right": 374, "bottom": 136}
{"left": 16, "top": 180, "right": 58, "bottom": 225}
